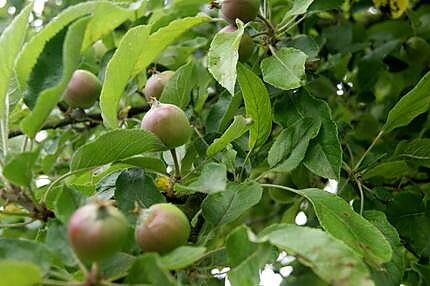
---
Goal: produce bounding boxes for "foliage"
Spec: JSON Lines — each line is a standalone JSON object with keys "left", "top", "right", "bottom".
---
{"left": 0, "top": 0, "right": 429, "bottom": 285}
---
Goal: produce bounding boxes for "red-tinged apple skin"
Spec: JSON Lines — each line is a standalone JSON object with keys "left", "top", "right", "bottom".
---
{"left": 63, "top": 69, "right": 102, "bottom": 109}
{"left": 221, "top": 0, "right": 260, "bottom": 24}
{"left": 143, "top": 71, "right": 175, "bottom": 101}
{"left": 220, "top": 25, "right": 255, "bottom": 61}
{"left": 140, "top": 102, "right": 191, "bottom": 148}
{"left": 135, "top": 203, "right": 191, "bottom": 254}
{"left": 68, "top": 203, "right": 128, "bottom": 262}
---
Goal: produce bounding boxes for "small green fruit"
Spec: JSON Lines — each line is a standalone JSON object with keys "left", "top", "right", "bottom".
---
{"left": 141, "top": 102, "right": 191, "bottom": 148}
{"left": 143, "top": 71, "right": 175, "bottom": 101}
{"left": 68, "top": 203, "right": 128, "bottom": 262}
{"left": 93, "top": 40, "right": 108, "bottom": 60}
{"left": 63, "top": 70, "right": 102, "bottom": 109}
{"left": 220, "top": 25, "right": 255, "bottom": 61}
{"left": 135, "top": 203, "right": 190, "bottom": 254}
{"left": 405, "top": 36, "right": 430, "bottom": 63}
{"left": 221, "top": 0, "right": 260, "bottom": 24}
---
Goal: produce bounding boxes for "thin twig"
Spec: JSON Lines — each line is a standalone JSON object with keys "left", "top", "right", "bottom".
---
{"left": 170, "top": 149, "right": 182, "bottom": 180}
{"left": 8, "top": 104, "right": 150, "bottom": 138}
{"left": 353, "top": 130, "right": 384, "bottom": 171}
{"left": 257, "top": 14, "right": 276, "bottom": 35}
{"left": 356, "top": 181, "right": 365, "bottom": 216}
{"left": 0, "top": 219, "right": 35, "bottom": 228}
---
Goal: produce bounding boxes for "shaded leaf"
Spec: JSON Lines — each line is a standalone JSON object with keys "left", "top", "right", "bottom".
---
{"left": 268, "top": 117, "right": 321, "bottom": 172}
{"left": 125, "top": 253, "right": 176, "bottom": 285}
{"left": 115, "top": 168, "right": 165, "bottom": 220}
{"left": 0, "top": 238, "right": 57, "bottom": 274}
{"left": 365, "top": 211, "right": 405, "bottom": 286}
{"left": 274, "top": 91, "right": 341, "bottom": 179}
{"left": 202, "top": 181, "right": 262, "bottom": 226}
{"left": 20, "top": 17, "right": 90, "bottom": 138}
{"left": 363, "top": 160, "right": 410, "bottom": 179}
{"left": 160, "top": 61, "right": 196, "bottom": 108}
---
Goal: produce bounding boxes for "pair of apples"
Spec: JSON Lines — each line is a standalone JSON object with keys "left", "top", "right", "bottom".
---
{"left": 63, "top": 68, "right": 191, "bottom": 149}
{"left": 68, "top": 202, "right": 190, "bottom": 262}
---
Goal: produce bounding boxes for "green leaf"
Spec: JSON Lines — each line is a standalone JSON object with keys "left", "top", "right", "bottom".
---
{"left": 226, "top": 225, "right": 258, "bottom": 267}
{"left": 16, "top": 1, "right": 100, "bottom": 89}
{"left": 20, "top": 17, "right": 90, "bottom": 138}
{"left": 121, "top": 156, "right": 167, "bottom": 174}
{"left": 23, "top": 28, "right": 67, "bottom": 110}
{"left": 268, "top": 117, "right": 321, "bottom": 172}
{"left": 45, "top": 220, "right": 76, "bottom": 267}
{"left": 394, "top": 138, "right": 430, "bottom": 168}
{"left": 0, "top": 238, "right": 57, "bottom": 274}
{"left": 3, "top": 151, "right": 38, "bottom": 186}
{"left": 274, "top": 91, "right": 342, "bottom": 179}
{"left": 208, "top": 21, "right": 244, "bottom": 95}
{"left": 175, "top": 163, "right": 227, "bottom": 194}
{"left": 115, "top": 168, "right": 165, "bottom": 220}
{"left": 0, "top": 4, "right": 31, "bottom": 159}
{"left": 0, "top": 260, "right": 42, "bottom": 286}
{"left": 289, "top": 188, "right": 392, "bottom": 266}
{"left": 99, "top": 253, "right": 136, "bottom": 281}
{"left": 309, "top": 0, "right": 344, "bottom": 11}
{"left": 202, "top": 181, "right": 262, "bottom": 227}
{"left": 207, "top": 115, "right": 251, "bottom": 157}
{"left": 218, "top": 92, "right": 243, "bottom": 132}
{"left": 363, "top": 160, "right": 410, "bottom": 179}
{"left": 133, "top": 15, "right": 211, "bottom": 76}
{"left": 160, "top": 61, "right": 195, "bottom": 108}
{"left": 100, "top": 25, "right": 150, "bottom": 129}
{"left": 160, "top": 246, "right": 206, "bottom": 270}
{"left": 225, "top": 226, "right": 271, "bottom": 286}
{"left": 81, "top": 2, "right": 136, "bottom": 50}
{"left": 261, "top": 48, "right": 307, "bottom": 90}
{"left": 228, "top": 246, "right": 272, "bottom": 286}
{"left": 387, "top": 192, "right": 430, "bottom": 256}
{"left": 364, "top": 211, "right": 405, "bottom": 286}
{"left": 126, "top": 253, "right": 177, "bottom": 285}
{"left": 258, "top": 224, "right": 374, "bottom": 286}
{"left": 383, "top": 71, "right": 430, "bottom": 133}
{"left": 71, "top": 129, "right": 165, "bottom": 170}
{"left": 237, "top": 63, "right": 272, "bottom": 148}
{"left": 54, "top": 186, "right": 87, "bottom": 224}
{"left": 284, "top": 0, "right": 315, "bottom": 17}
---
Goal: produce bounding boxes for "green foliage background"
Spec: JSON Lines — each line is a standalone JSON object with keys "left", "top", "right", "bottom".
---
{"left": 0, "top": 0, "right": 430, "bottom": 285}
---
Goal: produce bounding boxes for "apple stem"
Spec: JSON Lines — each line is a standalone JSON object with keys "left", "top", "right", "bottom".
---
{"left": 170, "top": 148, "right": 181, "bottom": 180}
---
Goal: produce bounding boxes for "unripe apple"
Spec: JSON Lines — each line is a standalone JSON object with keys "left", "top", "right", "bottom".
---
{"left": 68, "top": 203, "right": 128, "bottom": 262}
{"left": 141, "top": 102, "right": 191, "bottom": 148}
{"left": 63, "top": 70, "right": 102, "bottom": 109}
{"left": 220, "top": 25, "right": 255, "bottom": 61}
{"left": 405, "top": 36, "right": 430, "bottom": 63}
{"left": 221, "top": 0, "right": 260, "bottom": 24}
{"left": 143, "top": 71, "right": 175, "bottom": 101}
{"left": 135, "top": 203, "right": 190, "bottom": 254}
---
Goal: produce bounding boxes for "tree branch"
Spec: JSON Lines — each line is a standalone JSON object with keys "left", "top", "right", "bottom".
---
{"left": 8, "top": 104, "right": 150, "bottom": 138}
